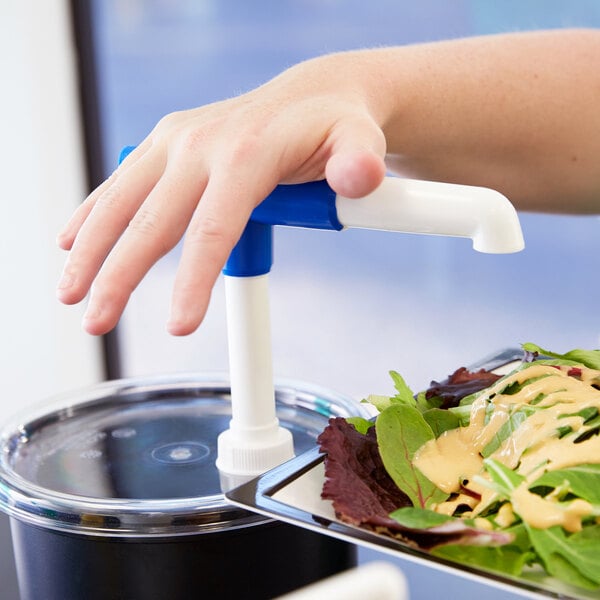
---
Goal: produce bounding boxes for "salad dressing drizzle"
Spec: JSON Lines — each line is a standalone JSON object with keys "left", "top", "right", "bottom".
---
{"left": 413, "top": 363, "right": 600, "bottom": 531}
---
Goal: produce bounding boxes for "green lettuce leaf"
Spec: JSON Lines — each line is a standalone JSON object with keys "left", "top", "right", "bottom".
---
{"left": 389, "top": 506, "right": 516, "bottom": 548}
{"left": 532, "top": 464, "right": 600, "bottom": 505}
{"left": 344, "top": 416, "right": 374, "bottom": 436}
{"left": 388, "top": 506, "right": 453, "bottom": 528}
{"left": 522, "top": 343, "right": 600, "bottom": 370}
{"left": 481, "top": 458, "right": 524, "bottom": 497}
{"left": 527, "top": 525, "right": 600, "bottom": 589}
{"left": 390, "top": 371, "right": 416, "bottom": 404}
{"left": 376, "top": 404, "right": 448, "bottom": 509}
{"left": 422, "top": 408, "right": 461, "bottom": 437}
{"left": 363, "top": 394, "right": 395, "bottom": 412}
{"left": 481, "top": 406, "right": 537, "bottom": 458}
{"left": 432, "top": 537, "right": 533, "bottom": 577}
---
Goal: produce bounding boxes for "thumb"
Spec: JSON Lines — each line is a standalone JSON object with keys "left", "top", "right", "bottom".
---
{"left": 324, "top": 116, "right": 386, "bottom": 198}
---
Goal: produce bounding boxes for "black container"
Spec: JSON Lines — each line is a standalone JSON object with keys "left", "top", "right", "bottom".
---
{"left": 0, "top": 375, "right": 368, "bottom": 600}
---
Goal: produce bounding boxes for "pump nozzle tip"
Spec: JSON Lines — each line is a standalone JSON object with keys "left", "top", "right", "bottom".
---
{"left": 216, "top": 425, "right": 294, "bottom": 492}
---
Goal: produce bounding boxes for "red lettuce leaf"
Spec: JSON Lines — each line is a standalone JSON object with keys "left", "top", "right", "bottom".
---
{"left": 318, "top": 417, "right": 511, "bottom": 549}
{"left": 426, "top": 367, "right": 502, "bottom": 409}
{"left": 318, "top": 417, "right": 410, "bottom": 526}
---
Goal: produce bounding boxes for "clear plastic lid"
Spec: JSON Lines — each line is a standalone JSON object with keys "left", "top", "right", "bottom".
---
{"left": 0, "top": 374, "right": 367, "bottom": 537}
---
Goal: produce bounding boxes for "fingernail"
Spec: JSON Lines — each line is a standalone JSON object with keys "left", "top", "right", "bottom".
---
{"left": 166, "top": 318, "right": 181, "bottom": 335}
{"left": 56, "top": 230, "right": 73, "bottom": 250}
{"left": 57, "top": 272, "right": 75, "bottom": 290}
{"left": 167, "top": 310, "right": 187, "bottom": 335}
{"left": 83, "top": 303, "right": 102, "bottom": 322}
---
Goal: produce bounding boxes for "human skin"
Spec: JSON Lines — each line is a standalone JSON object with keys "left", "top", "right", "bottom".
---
{"left": 56, "top": 28, "right": 600, "bottom": 336}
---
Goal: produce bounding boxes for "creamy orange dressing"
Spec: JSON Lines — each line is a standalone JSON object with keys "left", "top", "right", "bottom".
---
{"left": 495, "top": 502, "right": 516, "bottom": 528}
{"left": 518, "top": 434, "right": 600, "bottom": 480}
{"left": 511, "top": 482, "right": 592, "bottom": 532}
{"left": 413, "top": 426, "right": 483, "bottom": 493}
{"left": 413, "top": 363, "right": 600, "bottom": 530}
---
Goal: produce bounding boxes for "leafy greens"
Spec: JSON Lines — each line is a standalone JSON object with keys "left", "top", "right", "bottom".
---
{"left": 320, "top": 343, "right": 600, "bottom": 594}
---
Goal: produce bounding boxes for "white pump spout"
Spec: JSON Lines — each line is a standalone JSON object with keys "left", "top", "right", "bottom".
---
{"left": 336, "top": 178, "right": 525, "bottom": 254}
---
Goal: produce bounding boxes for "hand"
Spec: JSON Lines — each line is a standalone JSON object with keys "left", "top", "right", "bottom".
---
{"left": 56, "top": 54, "right": 387, "bottom": 336}
{"left": 57, "top": 29, "right": 600, "bottom": 338}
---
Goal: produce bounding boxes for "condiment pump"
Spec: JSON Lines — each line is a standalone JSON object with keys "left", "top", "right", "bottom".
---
{"left": 217, "top": 176, "right": 524, "bottom": 490}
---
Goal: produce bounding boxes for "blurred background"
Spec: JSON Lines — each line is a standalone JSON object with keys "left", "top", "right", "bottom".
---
{"left": 95, "top": 0, "right": 600, "bottom": 400}
{"left": 2, "top": 1, "right": 599, "bottom": 598}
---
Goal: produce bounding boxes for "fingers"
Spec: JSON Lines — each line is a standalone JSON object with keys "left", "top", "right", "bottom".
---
{"left": 57, "top": 147, "right": 166, "bottom": 310}
{"left": 81, "top": 160, "right": 208, "bottom": 336}
{"left": 325, "top": 115, "right": 387, "bottom": 198}
{"left": 57, "top": 142, "right": 151, "bottom": 251}
{"left": 326, "top": 150, "right": 387, "bottom": 197}
{"left": 57, "top": 175, "right": 114, "bottom": 251}
{"left": 56, "top": 91, "right": 388, "bottom": 337}
{"left": 167, "top": 168, "right": 276, "bottom": 336}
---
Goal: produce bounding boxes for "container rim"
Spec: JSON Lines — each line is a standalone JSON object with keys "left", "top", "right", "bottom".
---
{"left": 0, "top": 373, "right": 368, "bottom": 538}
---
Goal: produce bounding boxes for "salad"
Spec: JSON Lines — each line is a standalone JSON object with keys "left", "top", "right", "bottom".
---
{"left": 318, "top": 344, "right": 600, "bottom": 592}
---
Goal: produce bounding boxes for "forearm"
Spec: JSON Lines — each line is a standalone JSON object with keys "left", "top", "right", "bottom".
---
{"left": 292, "top": 29, "right": 600, "bottom": 213}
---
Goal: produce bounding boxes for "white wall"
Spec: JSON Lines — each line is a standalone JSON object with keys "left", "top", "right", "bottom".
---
{"left": 0, "top": 1, "right": 103, "bottom": 417}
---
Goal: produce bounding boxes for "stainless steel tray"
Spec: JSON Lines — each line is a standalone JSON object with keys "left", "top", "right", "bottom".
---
{"left": 226, "top": 349, "right": 598, "bottom": 600}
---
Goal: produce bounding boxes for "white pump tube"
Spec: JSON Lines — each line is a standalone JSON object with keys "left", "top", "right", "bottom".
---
{"left": 217, "top": 274, "right": 294, "bottom": 491}
{"left": 336, "top": 178, "right": 525, "bottom": 254}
